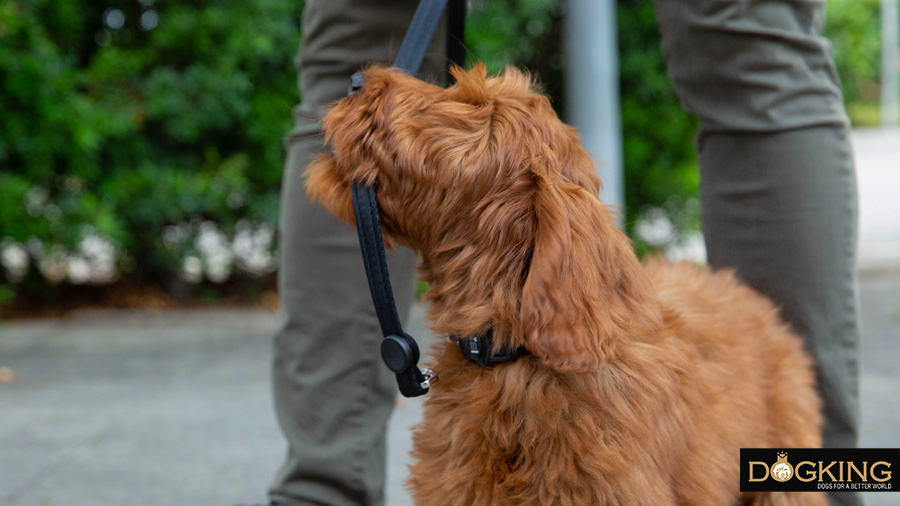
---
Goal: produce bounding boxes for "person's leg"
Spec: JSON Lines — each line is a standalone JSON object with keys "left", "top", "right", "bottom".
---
{"left": 652, "top": 2, "right": 862, "bottom": 505}
{"left": 270, "top": 1, "right": 447, "bottom": 505}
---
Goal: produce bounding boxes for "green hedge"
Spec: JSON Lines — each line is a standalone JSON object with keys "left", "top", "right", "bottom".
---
{"left": 1, "top": 0, "right": 301, "bottom": 304}
{"left": 824, "top": 0, "right": 883, "bottom": 126}
{"left": 0, "top": 0, "right": 884, "bottom": 308}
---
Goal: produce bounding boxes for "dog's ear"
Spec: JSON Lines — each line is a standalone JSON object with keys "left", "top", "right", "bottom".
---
{"left": 519, "top": 170, "right": 655, "bottom": 373}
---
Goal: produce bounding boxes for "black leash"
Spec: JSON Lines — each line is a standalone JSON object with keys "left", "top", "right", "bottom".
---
{"left": 393, "top": 0, "right": 454, "bottom": 78}
{"left": 347, "top": 0, "right": 465, "bottom": 398}
{"left": 349, "top": 0, "right": 526, "bottom": 398}
{"left": 351, "top": 183, "right": 431, "bottom": 396}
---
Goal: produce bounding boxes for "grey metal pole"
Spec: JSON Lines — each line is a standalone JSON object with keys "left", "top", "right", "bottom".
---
{"left": 564, "top": 0, "right": 624, "bottom": 213}
{"left": 882, "top": 0, "right": 899, "bottom": 126}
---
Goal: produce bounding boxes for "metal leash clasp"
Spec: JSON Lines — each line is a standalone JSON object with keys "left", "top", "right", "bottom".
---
{"left": 380, "top": 333, "right": 432, "bottom": 396}
{"left": 419, "top": 368, "right": 435, "bottom": 390}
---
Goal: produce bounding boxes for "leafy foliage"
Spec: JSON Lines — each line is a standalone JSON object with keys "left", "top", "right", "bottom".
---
{"left": 824, "top": 0, "right": 884, "bottom": 125}
{"left": 1, "top": 0, "right": 300, "bottom": 302}
{"left": 616, "top": 0, "right": 700, "bottom": 253}
{"left": 466, "top": 0, "right": 565, "bottom": 104}
{"left": 0, "top": 0, "right": 884, "bottom": 309}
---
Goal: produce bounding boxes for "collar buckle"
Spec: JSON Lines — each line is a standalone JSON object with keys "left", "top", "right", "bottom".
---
{"left": 456, "top": 331, "right": 528, "bottom": 367}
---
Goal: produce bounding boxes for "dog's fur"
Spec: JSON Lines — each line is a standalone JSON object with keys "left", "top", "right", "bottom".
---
{"left": 305, "top": 64, "right": 825, "bottom": 506}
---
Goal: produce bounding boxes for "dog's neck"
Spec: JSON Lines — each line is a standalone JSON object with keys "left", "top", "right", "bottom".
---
{"left": 414, "top": 233, "right": 532, "bottom": 350}
{"left": 408, "top": 217, "right": 663, "bottom": 365}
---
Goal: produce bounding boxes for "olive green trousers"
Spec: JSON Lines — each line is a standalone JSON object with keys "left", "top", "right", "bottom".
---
{"left": 270, "top": 1, "right": 861, "bottom": 505}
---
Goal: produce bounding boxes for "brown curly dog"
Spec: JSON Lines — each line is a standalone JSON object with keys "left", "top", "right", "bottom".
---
{"left": 305, "top": 64, "right": 825, "bottom": 506}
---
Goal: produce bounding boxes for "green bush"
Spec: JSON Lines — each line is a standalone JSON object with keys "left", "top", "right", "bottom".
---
{"left": 467, "top": 0, "right": 565, "bottom": 101}
{"left": 824, "top": 0, "right": 883, "bottom": 126}
{"left": 616, "top": 0, "right": 700, "bottom": 254}
{"left": 0, "top": 0, "right": 301, "bottom": 302}
{"left": 0, "top": 0, "right": 884, "bottom": 309}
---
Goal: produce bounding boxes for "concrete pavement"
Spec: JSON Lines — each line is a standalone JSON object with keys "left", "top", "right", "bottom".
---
{"left": 854, "top": 127, "right": 900, "bottom": 270}
{"left": 1, "top": 277, "right": 898, "bottom": 506}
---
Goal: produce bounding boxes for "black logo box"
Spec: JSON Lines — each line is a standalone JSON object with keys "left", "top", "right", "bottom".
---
{"left": 740, "top": 448, "right": 899, "bottom": 492}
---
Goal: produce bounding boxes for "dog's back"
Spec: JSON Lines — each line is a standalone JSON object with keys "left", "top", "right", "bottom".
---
{"left": 408, "top": 258, "right": 824, "bottom": 506}
{"left": 643, "top": 258, "right": 824, "bottom": 505}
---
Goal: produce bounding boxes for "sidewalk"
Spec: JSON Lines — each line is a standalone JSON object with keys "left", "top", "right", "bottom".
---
{"left": 854, "top": 127, "right": 900, "bottom": 270}
{"left": 1, "top": 128, "right": 898, "bottom": 505}
{"left": 1, "top": 278, "right": 898, "bottom": 506}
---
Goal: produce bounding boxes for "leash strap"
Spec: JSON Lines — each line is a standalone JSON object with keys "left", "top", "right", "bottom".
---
{"left": 352, "top": 183, "right": 431, "bottom": 397}
{"left": 351, "top": 183, "right": 402, "bottom": 336}
{"left": 393, "top": 0, "right": 450, "bottom": 75}
{"left": 350, "top": 0, "right": 466, "bottom": 397}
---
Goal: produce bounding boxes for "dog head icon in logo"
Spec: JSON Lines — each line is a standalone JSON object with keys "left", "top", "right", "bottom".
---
{"left": 771, "top": 452, "right": 793, "bottom": 482}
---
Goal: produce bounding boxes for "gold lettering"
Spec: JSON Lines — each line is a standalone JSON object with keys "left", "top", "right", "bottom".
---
{"left": 819, "top": 461, "right": 837, "bottom": 482}
{"left": 748, "top": 462, "right": 770, "bottom": 482}
{"left": 847, "top": 461, "right": 867, "bottom": 482}
{"left": 871, "top": 462, "right": 892, "bottom": 483}
{"left": 796, "top": 461, "right": 817, "bottom": 482}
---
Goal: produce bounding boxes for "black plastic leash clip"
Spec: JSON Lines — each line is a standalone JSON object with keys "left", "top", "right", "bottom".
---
{"left": 381, "top": 333, "right": 433, "bottom": 393}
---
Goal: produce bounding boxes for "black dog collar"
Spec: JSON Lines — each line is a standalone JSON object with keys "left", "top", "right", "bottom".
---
{"left": 456, "top": 330, "right": 529, "bottom": 367}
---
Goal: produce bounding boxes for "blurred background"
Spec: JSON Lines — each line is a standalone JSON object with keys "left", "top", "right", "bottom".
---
{"left": 1, "top": 0, "right": 898, "bottom": 505}
{"left": 0, "top": 0, "right": 895, "bottom": 311}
